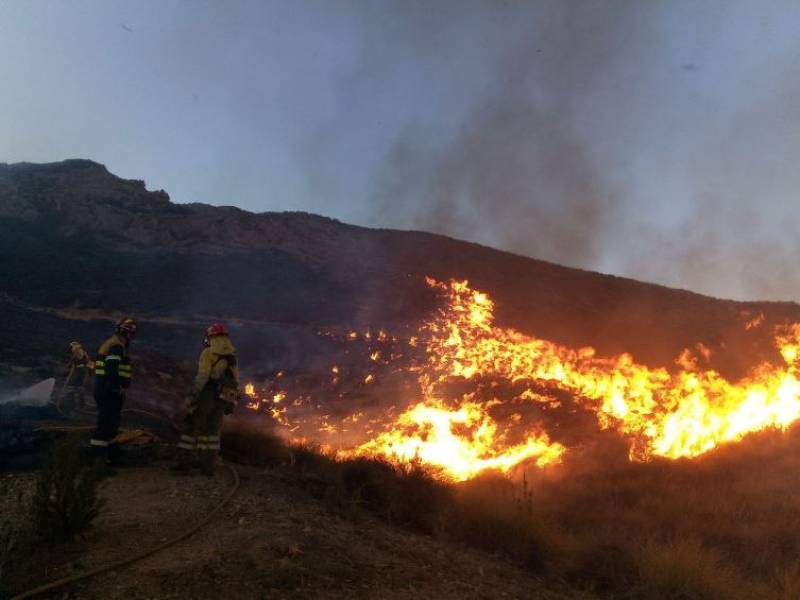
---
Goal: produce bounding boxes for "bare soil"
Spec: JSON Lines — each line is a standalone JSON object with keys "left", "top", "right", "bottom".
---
{"left": 2, "top": 462, "right": 587, "bottom": 600}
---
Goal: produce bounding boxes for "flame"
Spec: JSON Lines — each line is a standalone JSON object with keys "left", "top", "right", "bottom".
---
{"left": 244, "top": 383, "right": 255, "bottom": 397}
{"left": 347, "top": 400, "right": 563, "bottom": 481}
{"left": 409, "top": 279, "right": 800, "bottom": 461}
{"left": 245, "top": 278, "right": 800, "bottom": 482}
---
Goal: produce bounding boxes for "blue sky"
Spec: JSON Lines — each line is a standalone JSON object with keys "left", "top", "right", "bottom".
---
{"left": 2, "top": 1, "right": 800, "bottom": 301}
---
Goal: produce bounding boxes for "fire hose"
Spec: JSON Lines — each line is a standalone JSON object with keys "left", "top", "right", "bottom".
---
{"left": 14, "top": 397, "right": 240, "bottom": 599}
{"left": 10, "top": 462, "right": 239, "bottom": 600}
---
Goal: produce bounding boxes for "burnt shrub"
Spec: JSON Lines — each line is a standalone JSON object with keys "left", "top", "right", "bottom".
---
{"left": 30, "top": 433, "right": 104, "bottom": 542}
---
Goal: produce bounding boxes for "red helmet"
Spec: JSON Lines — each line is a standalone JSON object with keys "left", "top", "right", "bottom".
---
{"left": 206, "top": 322, "right": 228, "bottom": 337}
{"left": 116, "top": 317, "right": 138, "bottom": 337}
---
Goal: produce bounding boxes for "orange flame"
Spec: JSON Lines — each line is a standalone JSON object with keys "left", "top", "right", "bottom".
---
{"left": 346, "top": 399, "right": 564, "bottom": 481}
{"left": 413, "top": 279, "right": 800, "bottom": 461}
{"left": 249, "top": 279, "right": 800, "bottom": 481}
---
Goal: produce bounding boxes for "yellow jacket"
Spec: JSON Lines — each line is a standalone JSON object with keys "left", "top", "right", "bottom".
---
{"left": 193, "top": 334, "right": 239, "bottom": 395}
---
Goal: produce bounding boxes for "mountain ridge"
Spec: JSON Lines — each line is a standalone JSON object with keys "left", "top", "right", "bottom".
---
{"left": 1, "top": 159, "right": 799, "bottom": 379}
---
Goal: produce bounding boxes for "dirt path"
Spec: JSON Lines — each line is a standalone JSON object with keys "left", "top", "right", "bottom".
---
{"left": 4, "top": 462, "right": 587, "bottom": 599}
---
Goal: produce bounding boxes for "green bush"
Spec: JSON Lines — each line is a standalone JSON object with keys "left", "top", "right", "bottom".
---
{"left": 30, "top": 433, "right": 105, "bottom": 542}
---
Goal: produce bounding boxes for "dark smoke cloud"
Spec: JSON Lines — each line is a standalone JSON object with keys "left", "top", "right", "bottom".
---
{"left": 377, "top": 105, "right": 619, "bottom": 267}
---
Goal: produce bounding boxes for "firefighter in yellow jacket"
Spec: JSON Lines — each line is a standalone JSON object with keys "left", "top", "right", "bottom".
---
{"left": 173, "top": 323, "right": 239, "bottom": 476}
{"left": 63, "top": 341, "right": 91, "bottom": 412}
{"left": 90, "top": 317, "right": 136, "bottom": 465}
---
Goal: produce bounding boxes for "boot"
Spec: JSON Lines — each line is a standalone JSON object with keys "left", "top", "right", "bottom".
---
{"left": 171, "top": 448, "right": 199, "bottom": 475}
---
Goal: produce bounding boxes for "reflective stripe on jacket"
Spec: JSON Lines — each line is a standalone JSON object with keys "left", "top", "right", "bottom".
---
{"left": 94, "top": 333, "right": 132, "bottom": 393}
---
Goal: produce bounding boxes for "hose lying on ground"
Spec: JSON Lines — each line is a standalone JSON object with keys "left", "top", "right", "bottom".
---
{"left": 10, "top": 462, "right": 240, "bottom": 600}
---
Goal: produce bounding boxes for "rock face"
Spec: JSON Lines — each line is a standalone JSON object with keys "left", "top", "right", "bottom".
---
{"left": 1, "top": 159, "right": 799, "bottom": 379}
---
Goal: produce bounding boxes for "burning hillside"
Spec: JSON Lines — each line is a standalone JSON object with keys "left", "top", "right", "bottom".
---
{"left": 243, "top": 278, "right": 800, "bottom": 481}
{"left": 5, "top": 162, "right": 800, "bottom": 480}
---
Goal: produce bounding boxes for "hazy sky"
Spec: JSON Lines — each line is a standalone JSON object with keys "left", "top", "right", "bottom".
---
{"left": 2, "top": 1, "right": 800, "bottom": 301}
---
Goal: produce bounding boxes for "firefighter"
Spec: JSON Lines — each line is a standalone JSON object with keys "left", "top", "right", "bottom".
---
{"left": 89, "top": 317, "right": 136, "bottom": 466}
{"left": 173, "top": 323, "right": 239, "bottom": 476}
{"left": 62, "top": 341, "right": 91, "bottom": 412}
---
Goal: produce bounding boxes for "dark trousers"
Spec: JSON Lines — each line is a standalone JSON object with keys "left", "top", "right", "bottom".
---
{"left": 90, "top": 389, "right": 124, "bottom": 459}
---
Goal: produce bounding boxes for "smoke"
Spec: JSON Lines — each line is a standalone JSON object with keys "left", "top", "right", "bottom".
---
{"left": 621, "top": 52, "right": 800, "bottom": 301}
{"left": 368, "top": 1, "right": 646, "bottom": 268}
{"left": 4, "top": 1, "right": 800, "bottom": 300}
{"left": 364, "top": 1, "right": 800, "bottom": 300}
{"left": 621, "top": 200, "right": 800, "bottom": 301}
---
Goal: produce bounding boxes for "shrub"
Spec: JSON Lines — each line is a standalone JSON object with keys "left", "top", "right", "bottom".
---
{"left": 288, "top": 442, "right": 334, "bottom": 475}
{"left": 450, "top": 475, "right": 558, "bottom": 573}
{"left": 636, "top": 538, "right": 764, "bottom": 600}
{"left": 221, "top": 420, "right": 288, "bottom": 466}
{"left": 338, "top": 457, "right": 451, "bottom": 533}
{"left": 386, "top": 459, "right": 451, "bottom": 533}
{"left": 30, "top": 433, "right": 105, "bottom": 542}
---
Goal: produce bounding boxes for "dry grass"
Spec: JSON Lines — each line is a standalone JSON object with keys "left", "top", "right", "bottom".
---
{"left": 221, "top": 423, "right": 800, "bottom": 599}
{"left": 221, "top": 419, "right": 289, "bottom": 466}
{"left": 636, "top": 538, "right": 764, "bottom": 600}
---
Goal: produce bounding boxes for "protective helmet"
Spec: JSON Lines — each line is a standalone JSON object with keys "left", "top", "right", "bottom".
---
{"left": 206, "top": 322, "right": 228, "bottom": 337}
{"left": 69, "top": 341, "right": 82, "bottom": 351}
{"left": 116, "top": 317, "right": 138, "bottom": 338}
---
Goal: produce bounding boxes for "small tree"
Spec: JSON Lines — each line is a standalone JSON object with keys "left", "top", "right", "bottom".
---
{"left": 30, "top": 434, "right": 105, "bottom": 542}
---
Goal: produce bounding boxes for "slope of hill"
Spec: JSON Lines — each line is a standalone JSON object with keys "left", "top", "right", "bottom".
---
{"left": 7, "top": 160, "right": 800, "bottom": 600}
{"left": 2, "top": 158, "right": 798, "bottom": 383}
{"left": 2, "top": 461, "right": 585, "bottom": 600}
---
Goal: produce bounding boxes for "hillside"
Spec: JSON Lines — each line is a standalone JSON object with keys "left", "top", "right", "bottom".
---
{"left": 6, "top": 160, "right": 800, "bottom": 599}
{"left": 2, "top": 459, "right": 584, "bottom": 600}
{"left": 2, "top": 159, "right": 798, "bottom": 384}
